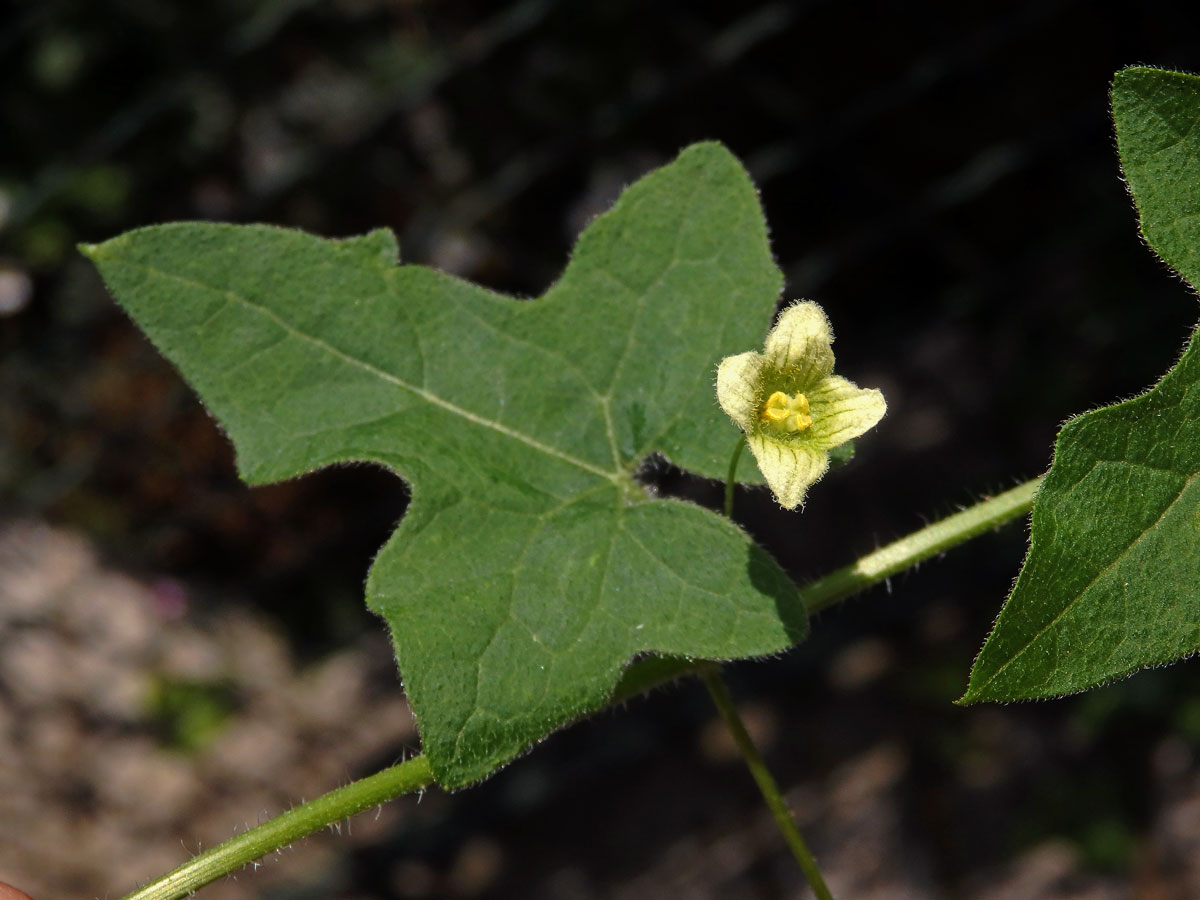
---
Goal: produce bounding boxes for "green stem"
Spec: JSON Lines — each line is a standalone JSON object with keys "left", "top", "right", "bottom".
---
{"left": 120, "top": 755, "right": 435, "bottom": 900}
{"left": 616, "top": 476, "right": 1043, "bottom": 698}
{"left": 800, "top": 476, "right": 1042, "bottom": 615}
{"left": 717, "top": 433, "right": 833, "bottom": 896}
{"left": 699, "top": 665, "right": 835, "bottom": 900}
{"left": 725, "top": 433, "right": 747, "bottom": 518}
{"left": 124, "top": 478, "right": 1043, "bottom": 900}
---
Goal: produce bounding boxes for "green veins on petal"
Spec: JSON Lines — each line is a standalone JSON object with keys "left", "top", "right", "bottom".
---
{"left": 745, "top": 434, "right": 830, "bottom": 509}
{"left": 716, "top": 301, "right": 886, "bottom": 509}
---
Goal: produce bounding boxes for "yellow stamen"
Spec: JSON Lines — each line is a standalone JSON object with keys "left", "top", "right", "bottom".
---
{"left": 761, "top": 390, "right": 812, "bottom": 433}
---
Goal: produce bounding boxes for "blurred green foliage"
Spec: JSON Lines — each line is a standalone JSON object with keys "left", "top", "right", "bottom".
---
{"left": 145, "top": 675, "right": 239, "bottom": 752}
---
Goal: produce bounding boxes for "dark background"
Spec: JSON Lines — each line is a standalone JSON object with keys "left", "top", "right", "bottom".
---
{"left": 4, "top": 1, "right": 1200, "bottom": 897}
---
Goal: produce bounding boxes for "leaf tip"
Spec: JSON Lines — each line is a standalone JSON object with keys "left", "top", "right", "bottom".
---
{"left": 342, "top": 227, "right": 400, "bottom": 268}
{"left": 956, "top": 668, "right": 1015, "bottom": 705}
{"left": 1113, "top": 64, "right": 1153, "bottom": 83}
{"left": 674, "top": 139, "right": 744, "bottom": 178}
{"left": 679, "top": 138, "right": 733, "bottom": 156}
{"left": 954, "top": 687, "right": 980, "bottom": 706}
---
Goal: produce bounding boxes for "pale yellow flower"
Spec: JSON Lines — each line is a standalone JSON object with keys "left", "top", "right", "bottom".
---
{"left": 716, "top": 301, "right": 886, "bottom": 509}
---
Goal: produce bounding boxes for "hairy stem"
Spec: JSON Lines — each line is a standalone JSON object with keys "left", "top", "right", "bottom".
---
{"left": 699, "top": 665, "right": 835, "bottom": 900}
{"left": 124, "top": 478, "right": 1042, "bottom": 900}
{"left": 616, "top": 476, "right": 1042, "bottom": 699}
{"left": 120, "top": 755, "right": 434, "bottom": 900}
{"left": 696, "top": 436, "right": 835, "bottom": 896}
{"left": 799, "top": 476, "right": 1042, "bottom": 615}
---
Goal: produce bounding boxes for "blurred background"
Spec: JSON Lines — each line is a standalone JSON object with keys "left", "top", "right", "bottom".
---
{"left": 4, "top": 1, "right": 1200, "bottom": 897}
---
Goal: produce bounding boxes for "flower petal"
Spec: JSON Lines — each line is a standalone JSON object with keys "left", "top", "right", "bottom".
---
{"left": 716, "top": 350, "right": 765, "bottom": 432}
{"left": 762, "top": 301, "right": 835, "bottom": 386}
{"left": 806, "top": 375, "right": 887, "bottom": 449}
{"left": 747, "top": 433, "right": 829, "bottom": 509}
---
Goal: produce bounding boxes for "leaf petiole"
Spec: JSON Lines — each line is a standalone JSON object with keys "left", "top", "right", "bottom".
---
{"left": 617, "top": 476, "right": 1043, "bottom": 698}
{"left": 120, "top": 478, "right": 1042, "bottom": 900}
{"left": 699, "top": 664, "right": 835, "bottom": 900}
{"left": 716, "top": 432, "right": 834, "bottom": 896}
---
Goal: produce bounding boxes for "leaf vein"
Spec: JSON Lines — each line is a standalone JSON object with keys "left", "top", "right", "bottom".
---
{"left": 977, "top": 471, "right": 1194, "bottom": 693}
{"left": 120, "top": 259, "right": 617, "bottom": 482}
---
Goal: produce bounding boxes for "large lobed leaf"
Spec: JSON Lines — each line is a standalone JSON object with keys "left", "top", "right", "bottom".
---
{"left": 82, "top": 142, "right": 806, "bottom": 787}
{"left": 963, "top": 67, "right": 1200, "bottom": 703}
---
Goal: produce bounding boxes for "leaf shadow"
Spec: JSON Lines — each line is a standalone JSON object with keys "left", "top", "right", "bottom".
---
{"left": 745, "top": 537, "right": 808, "bottom": 648}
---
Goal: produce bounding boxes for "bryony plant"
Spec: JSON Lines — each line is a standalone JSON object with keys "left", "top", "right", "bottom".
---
{"left": 716, "top": 300, "right": 886, "bottom": 508}
{"left": 72, "top": 64, "right": 1200, "bottom": 900}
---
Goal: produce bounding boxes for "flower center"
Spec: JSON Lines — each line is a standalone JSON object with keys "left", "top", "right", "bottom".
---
{"left": 760, "top": 391, "right": 812, "bottom": 433}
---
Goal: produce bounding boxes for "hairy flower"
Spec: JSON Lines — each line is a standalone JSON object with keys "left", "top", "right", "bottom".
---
{"left": 716, "top": 301, "right": 886, "bottom": 509}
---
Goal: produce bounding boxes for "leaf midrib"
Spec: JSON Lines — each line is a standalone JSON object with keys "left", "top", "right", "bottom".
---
{"left": 107, "top": 254, "right": 621, "bottom": 483}
{"left": 974, "top": 465, "right": 1195, "bottom": 696}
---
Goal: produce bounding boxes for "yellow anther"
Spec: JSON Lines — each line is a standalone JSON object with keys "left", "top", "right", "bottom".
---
{"left": 762, "top": 391, "right": 792, "bottom": 422}
{"left": 761, "top": 390, "right": 812, "bottom": 433}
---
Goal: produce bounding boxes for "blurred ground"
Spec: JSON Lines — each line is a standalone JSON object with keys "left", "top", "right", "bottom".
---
{"left": 7, "top": 520, "right": 1200, "bottom": 899}
{"left": 6, "top": 1, "right": 1200, "bottom": 897}
{"left": 0, "top": 520, "right": 418, "bottom": 899}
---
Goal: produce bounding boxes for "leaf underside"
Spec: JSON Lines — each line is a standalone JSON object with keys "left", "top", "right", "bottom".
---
{"left": 83, "top": 143, "right": 807, "bottom": 787}
{"left": 962, "top": 67, "right": 1200, "bottom": 703}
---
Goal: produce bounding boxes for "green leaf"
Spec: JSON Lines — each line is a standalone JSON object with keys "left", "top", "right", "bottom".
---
{"left": 962, "top": 330, "right": 1200, "bottom": 702}
{"left": 1111, "top": 66, "right": 1200, "bottom": 287}
{"left": 961, "top": 67, "right": 1200, "bottom": 703}
{"left": 81, "top": 142, "right": 806, "bottom": 787}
